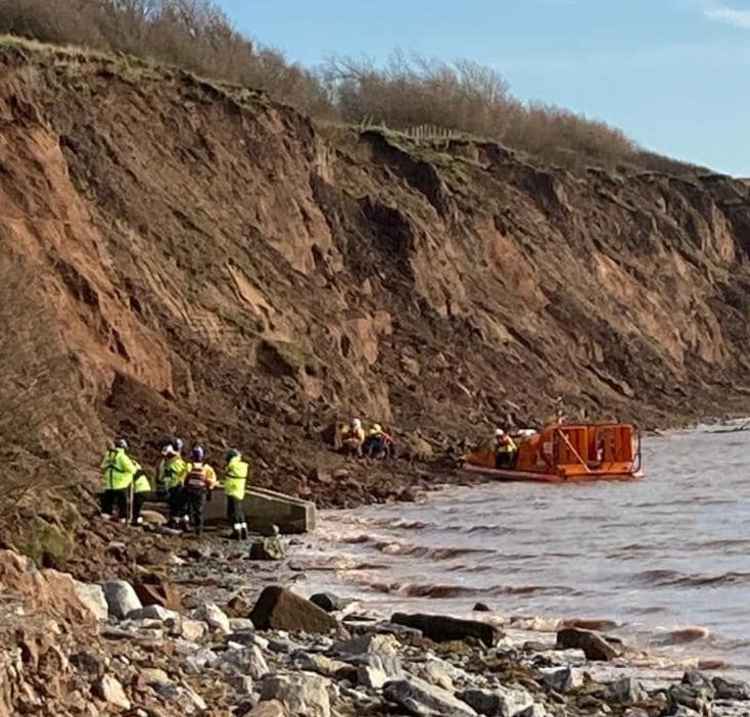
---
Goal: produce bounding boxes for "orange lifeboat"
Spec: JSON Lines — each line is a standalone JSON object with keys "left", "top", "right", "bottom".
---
{"left": 462, "top": 422, "right": 643, "bottom": 483}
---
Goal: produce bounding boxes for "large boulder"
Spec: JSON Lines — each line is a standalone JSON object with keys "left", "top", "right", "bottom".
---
{"left": 260, "top": 673, "right": 331, "bottom": 717}
{"left": 384, "top": 675, "right": 477, "bottom": 717}
{"left": 127, "top": 605, "right": 179, "bottom": 623}
{"left": 556, "top": 628, "right": 620, "bottom": 661}
{"left": 0, "top": 550, "right": 96, "bottom": 624}
{"left": 102, "top": 581, "right": 142, "bottom": 620}
{"left": 391, "top": 612, "right": 500, "bottom": 647}
{"left": 250, "top": 587, "right": 337, "bottom": 634}
{"left": 248, "top": 700, "right": 288, "bottom": 717}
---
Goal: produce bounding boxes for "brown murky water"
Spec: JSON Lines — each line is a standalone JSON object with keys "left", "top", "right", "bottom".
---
{"left": 295, "top": 425, "right": 750, "bottom": 672}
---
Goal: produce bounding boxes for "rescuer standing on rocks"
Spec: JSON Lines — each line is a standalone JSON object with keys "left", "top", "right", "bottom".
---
{"left": 100, "top": 438, "right": 138, "bottom": 523}
{"left": 131, "top": 467, "right": 152, "bottom": 525}
{"left": 157, "top": 445, "right": 188, "bottom": 529}
{"left": 223, "top": 449, "right": 250, "bottom": 540}
{"left": 182, "top": 446, "right": 217, "bottom": 536}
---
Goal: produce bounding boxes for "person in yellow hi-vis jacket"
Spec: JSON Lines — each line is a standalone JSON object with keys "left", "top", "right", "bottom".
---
{"left": 100, "top": 438, "right": 138, "bottom": 523}
{"left": 182, "top": 446, "right": 217, "bottom": 536}
{"left": 223, "top": 449, "right": 250, "bottom": 540}
{"left": 131, "top": 467, "right": 152, "bottom": 526}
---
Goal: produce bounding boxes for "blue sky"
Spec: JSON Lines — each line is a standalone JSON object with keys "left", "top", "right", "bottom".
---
{"left": 217, "top": 0, "right": 750, "bottom": 175}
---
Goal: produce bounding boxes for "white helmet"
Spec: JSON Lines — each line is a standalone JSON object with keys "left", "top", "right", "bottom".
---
{"left": 162, "top": 444, "right": 176, "bottom": 456}
{"left": 495, "top": 428, "right": 505, "bottom": 437}
{"left": 352, "top": 418, "right": 362, "bottom": 428}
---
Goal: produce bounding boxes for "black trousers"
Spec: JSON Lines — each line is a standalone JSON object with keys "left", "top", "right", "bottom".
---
{"left": 495, "top": 452, "right": 515, "bottom": 469}
{"left": 168, "top": 486, "right": 184, "bottom": 523}
{"left": 185, "top": 489, "right": 206, "bottom": 535}
{"left": 102, "top": 488, "right": 129, "bottom": 519}
{"left": 227, "top": 496, "right": 245, "bottom": 525}
{"left": 132, "top": 493, "right": 147, "bottom": 523}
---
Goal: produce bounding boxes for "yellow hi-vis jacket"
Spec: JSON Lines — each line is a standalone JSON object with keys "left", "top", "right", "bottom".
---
{"left": 495, "top": 436, "right": 518, "bottom": 454}
{"left": 158, "top": 456, "right": 188, "bottom": 490}
{"left": 101, "top": 448, "right": 138, "bottom": 491}
{"left": 133, "top": 467, "right": 151, "bottom": 494}
{"left": 223, "top": 456, "right": 250, "bottom": 501}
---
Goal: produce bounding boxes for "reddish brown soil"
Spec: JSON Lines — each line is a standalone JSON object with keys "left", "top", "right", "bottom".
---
{"left": 1, "top": 41, "right": 750, "bottom": 518}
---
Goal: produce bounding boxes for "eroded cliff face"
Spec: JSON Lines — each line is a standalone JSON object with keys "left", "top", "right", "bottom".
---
{"left": 1, "top": 43, "right": 750, "bottom": 499}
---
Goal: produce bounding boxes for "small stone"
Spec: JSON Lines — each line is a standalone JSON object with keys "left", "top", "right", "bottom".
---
{"left": 127, "top": 605, "right": 179, "bottom": 622}
{"left": 335, "top": 633, "right": 400, "bottom": 657}
{"left": 555, "top": 628, "right": 621, "bottom": 661}
{"left": 357, "top": 656, "right": 389, "bottom": 690}
{"left": 221, "top": 645, "right": 269, "bottom": 679}
{"left": 293, "top": 653, "right": 351, "bottom": 679}
{"left": 260, "top": 673, "right": 331, "bottom": 717}
{"left": 141, "top": 667, "right": 170, "bottom": 685}
{"left": 73, "top": 582, "right": 109, "bottom": 621}
{"left": 250, "top": 537, "right": 287, "bottom": 561}
{"left": 608, "top": 677, "right": 646, "bottom": 704}
{"left": 94, "top": 675, "right": 131, "bottom": 710}
{"left": 194, "top": 602, "right": 231, "bottom": 634}
{"left": 473, "top": 602, "right": 492, "bottom": 612}
{"left": 102, "top": 581, "right": 142, "bottom": 620}
{"left": 458, "top": 686, "right": 533, "bottom": 717}
{"left": 230, "top": 618, "right": 256, "bottom": 631}
{"left": 229, "top": 674, "right": 255, "bottom": 696}
{"left": 181, "top": 619, "right": 208, "bottom": 642}
{"left": 309, "top": 593, "right": 353, "bottom": 613}
{"left": 248, "top": 700, "right": 288, "bottom": 717}
{"left": 540, "top": 666, "right": 582, "bottom": 693}
{"left": 140, "top": 510, "right": 167, "bottom": 526}
{"left": 385, "top": 676, "right": 477, "bottom": 717}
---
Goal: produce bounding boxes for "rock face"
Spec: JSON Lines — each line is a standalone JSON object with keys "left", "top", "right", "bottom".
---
{"left": 260, "top": 673, "right": 331, "bottom": 717}
{"left": 556, "top": 628, "right": 621, "bottom": 661}
{"left": 391, "top": 613, "right": 500, "bottom": 646}
{"left": 384, "top": 675, "right": 477, "bottom": 717}
{"left": 102, "top": 581, "right": 142, "bottom": 620}
{"left": 4, "top": 43, "right": 750, "bottom": 515}
{"left": 250, "top": 587, "right": 338, "bottom": 634}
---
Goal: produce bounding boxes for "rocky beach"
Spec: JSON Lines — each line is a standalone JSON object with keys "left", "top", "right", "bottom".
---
{"left": 2, "top": 499, "right": 749, "bottom": 717}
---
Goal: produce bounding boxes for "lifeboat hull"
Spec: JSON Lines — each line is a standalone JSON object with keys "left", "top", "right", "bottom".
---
{"left": 462, "top": 462, "right": 643, "bottom": 483}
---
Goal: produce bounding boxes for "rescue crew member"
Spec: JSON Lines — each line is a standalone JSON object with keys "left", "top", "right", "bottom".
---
{"left": 494, "top": 428, "right": 518, "bottom": 469}
{"left": 100, "top": 438, "right": 138, "bottom": 523}
{"left": 157, "top": 445, "right": 188, "bottom": 529}
{"left": 183, "top": 446, "right": 217, "bottom": 536}
{"left": 341, "top": 418, "right": 366, "bottom": 457}
{"left": 132, "top": 467, "right": 152, "bottom": 526}
{"left": 223, "top": 449, "right": 250, "bottom": 540}
{"left": 363, "top": 423, "right": 395, "bottom": 459}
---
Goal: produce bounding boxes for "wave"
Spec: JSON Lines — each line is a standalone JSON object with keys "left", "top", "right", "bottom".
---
{"left": 373, "top": 541, "right": 496, "bottom": 561}
{"left": 632, "top": 569, "right": 750, "bottom": 588}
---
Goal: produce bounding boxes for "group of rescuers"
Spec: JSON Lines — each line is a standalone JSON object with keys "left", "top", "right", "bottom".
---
{"left": 100, "top": 438, "right": 251, "bottom": 539}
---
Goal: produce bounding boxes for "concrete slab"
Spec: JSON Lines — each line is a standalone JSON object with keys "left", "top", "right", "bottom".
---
{"left": 143, "top": 487, "right": 316, "bottom": 535}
